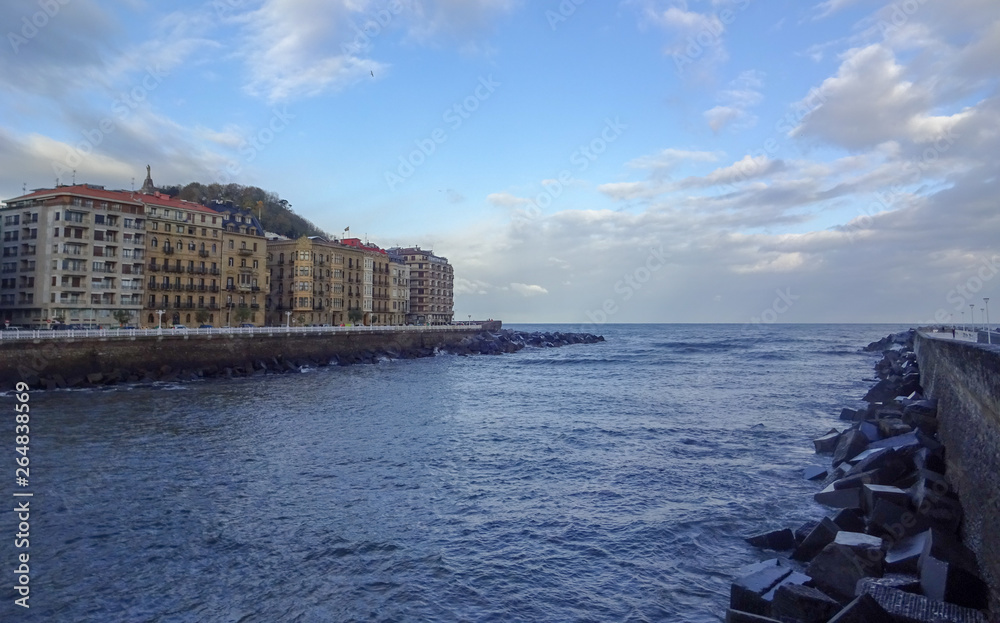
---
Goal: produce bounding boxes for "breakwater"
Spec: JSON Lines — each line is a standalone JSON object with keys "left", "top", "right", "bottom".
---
{"left": 0, "top": 327, "right": 604, "bottom": 389}
{"left": 729, "top": 329, "right": 997, "bottom": 623}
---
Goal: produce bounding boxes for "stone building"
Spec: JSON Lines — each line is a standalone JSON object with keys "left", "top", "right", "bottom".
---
{"left": 387, "top": 246, "right": 454, "bottom": 325}
{"left": 266, "top": 236, "right": 354, "bottom": 326}
{"left": 0, "top": 184, "right": 147, "bottom": 328}
{"left": 141, "top": 183, "right": 224, "bottom": 328}
{"left": 211, "top": 200, "right": 268, "bottom": 326}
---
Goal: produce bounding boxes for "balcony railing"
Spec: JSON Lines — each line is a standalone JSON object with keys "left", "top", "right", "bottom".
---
{"left": 199, "top": 250, "right": 210, "bottom": 258}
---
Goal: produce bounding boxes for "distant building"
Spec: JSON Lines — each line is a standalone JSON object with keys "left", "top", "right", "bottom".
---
{"left": 387, "top": 246, "right": 454, "bottom": 325}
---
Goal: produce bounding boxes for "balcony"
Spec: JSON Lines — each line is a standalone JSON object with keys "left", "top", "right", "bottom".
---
{"left": 209, "top": 286, "right": 220, "bottom": 293}
{"left": 238, "top": 248, "right": 253, "bottom": 256}
{"left": 147, "top": 263, "right": 161, "bottom": 272}
{"left": 251, "top": 303, "right": 260, "bottom": 310}
{"left": 209, "top": 268, "right": 221, "bottom": 275}
{"left": 199, "top": 250, "right": 210, "bottom": 258}
{"left": 182, "top": 302, "right": 194, "bottom": 309}
{"left": 163, "top": 247, "right": 175, "bottom": 255}
{"left": 251, "top": 286, "right": 261, "bottom": 292}
{"left": 208, "top": 303, "right": 220, "bottom": 310}
{"left": 185, "top": 284, "right": 197, "bottom": 291}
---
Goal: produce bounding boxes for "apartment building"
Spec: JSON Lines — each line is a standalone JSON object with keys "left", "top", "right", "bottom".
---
{"left": 387, "top": 246, "right": 454, "bottom": 324}
{"left": 0, "top": 185, "right": 147, "bottom": 328}
{"left": 212, "top": 200, "right": 268, "bottom": 326}
{"left": 388, "top": 256, "right": 410, "bottom": 326}
{"left": 142, "top": 191, "right": 224, "bottom": 327}
{"left": 266, "top": 236, "right": 352, "bottom": 326}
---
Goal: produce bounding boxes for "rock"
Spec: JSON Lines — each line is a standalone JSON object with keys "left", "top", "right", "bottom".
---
{"left": 794, "top": 520, "right": 820, "bottom": 545}
{"left": 831, "top": 508, "right": 867, "bottom": 534}
{"left": 86, "top": 372, "right": 104, "bottom": 384}
{"left": 813, "top": 429, "right": 841, "bottom": 454}
{"left": 859, "top": 421, "right": 882, "bottom": 442}
{"left": 745, "top": 528, "right": 796, "bottom": 551}
{"left": 832, "top": 429, "right": 869, "bottom": 466}
{"left": 857, "top": 579, "right": 987, "bottom": 623}
{"left": 839, "top": 407, "right": 861, "bottom": 422}
{"left": 878, "top": 418, "right": 913, "bottom": 438}
{"left": 885, "top": 530, "right": 931, "bottom": 575}
{"left": 771, "top": 583, "right": 842, "bottom": 623}
{"left": 919, "top": 529, "right": 989, "bottom": 610}
{"left": 803, "top": 465, "right": 828, "bottom": 481}
{"left": 806, "top": 541, "right": 884, "bottom": 603}
{"left": 730, "top": 560, "right": 794, "bottom": 616}
{"left": 826, "top": 594, "right": 889, "bottom": 622}
{"left": 832, "top": 531, "right": 884, "bottom": 561}
{"left": 814, "top": 483, "right": 862, "bottom": 509}
{"left": 793, "top": 517, "right": 841, "bottom": 562}
{"left": 866, "top": 430, "right": 920, "bottom": 453}
{"left": 868, "top": 499, "right": 932, "bottom": 541}
{"left": 863, "top": 484, "right": 912, "bottom": 514}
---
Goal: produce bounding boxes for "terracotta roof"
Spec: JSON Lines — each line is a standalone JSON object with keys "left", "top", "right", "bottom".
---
{"left": 3, "top": 185, "right": 219, "bottom": 215}
{"left": 4, "top": 184, "right": 144, "bottom": 206}
{"left": 341, "top": 237, "right": 387, "bottom": 255}
{"left": 140, "top": 191, "right": 219, "bottom": 214}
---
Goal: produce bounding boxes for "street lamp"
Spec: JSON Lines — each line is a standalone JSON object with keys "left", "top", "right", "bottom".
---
{"left": 286, "top": 311, "right": 292, "bottom": 328}
{"left": 156, "top": 309, "right": 165, "bottom": 330}
{"left": 970, "top": 304, "right": 975, "bottom": 332}
{"left": 986, "top": 298, "right": 991, "bottom": 345}
{"left": 961, "top": 310, "right": 966, "bottom": 331}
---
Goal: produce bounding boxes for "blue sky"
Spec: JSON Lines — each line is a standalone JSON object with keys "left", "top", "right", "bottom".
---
{"left": 2, "top": 0, "right": 999, "bottom": 325}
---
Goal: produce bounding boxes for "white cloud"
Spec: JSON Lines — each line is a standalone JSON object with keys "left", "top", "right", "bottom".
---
{"left": 510, "top": 283, "right": 549, "bottom": 297}
{"left": 237, "top": 0, "right": 520, "bottom": 101}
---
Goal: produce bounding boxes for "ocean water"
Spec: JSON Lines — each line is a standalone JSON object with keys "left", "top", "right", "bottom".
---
{"left": 2, "top": 323, "right": 911, "bottom": 622}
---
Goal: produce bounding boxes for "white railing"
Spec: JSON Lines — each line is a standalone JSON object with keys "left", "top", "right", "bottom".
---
{"left": 0, "top": 324, "right": 482, "bottom": 341}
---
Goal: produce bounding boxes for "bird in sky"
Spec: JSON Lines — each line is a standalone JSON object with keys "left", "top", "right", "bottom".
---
{"left": 370, "top": 70, "right": 374, "bottom": 77}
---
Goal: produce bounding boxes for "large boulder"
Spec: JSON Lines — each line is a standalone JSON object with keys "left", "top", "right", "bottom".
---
{"left": 771, "top": 583, "right": 841, "bottom": 622}
{"left": 832, "top": 429, "right": 869, "bottom": 466}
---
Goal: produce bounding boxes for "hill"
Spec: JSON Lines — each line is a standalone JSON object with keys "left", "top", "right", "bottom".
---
{"left": 159, "top": 182, "right": 327, "bottom": 240}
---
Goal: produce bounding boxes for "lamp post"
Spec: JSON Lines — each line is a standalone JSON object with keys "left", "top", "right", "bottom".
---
{"left": 156, "top": 309, "right": 165, "bottom": 330}
{"left": 285, "top": 311, "right": 291, "bottom": 328}
{"left": 970, "top": 304, "right": 975, "bottom": 332}
{"left": 986, "top": 298, "right": 991, "bottom": 345}
{"left": 961, "top": 310, "right": 965, "bottom": 332}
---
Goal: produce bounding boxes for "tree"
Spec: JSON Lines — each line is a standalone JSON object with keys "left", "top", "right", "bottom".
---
{"left": 234, "top": 306, "right": 252, "bottom": 324}
{"left": 112, "top": 309, "right": 132, "bottom": 327}
{"left": 195, "top": 310, "right": 210, "bottom": 325}
{"left": 348, "top": 309, "right": 364, "bottom": 324}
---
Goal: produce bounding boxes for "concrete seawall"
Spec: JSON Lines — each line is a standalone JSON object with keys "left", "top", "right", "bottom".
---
{"left": 914, "top": 331, "right": 1000, "bottom": 612}
{"left": 0, "top": 328, "right": 484, "bottom": 387}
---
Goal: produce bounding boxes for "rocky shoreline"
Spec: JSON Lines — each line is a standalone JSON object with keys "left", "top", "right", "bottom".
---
{"left": 728, "top": 329, "right": 993, "bottom": 622}
{"left": 28, "top": 329, "right": 605, "bottom": 390}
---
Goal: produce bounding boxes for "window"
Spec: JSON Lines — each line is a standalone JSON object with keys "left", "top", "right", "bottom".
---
{"left": 228, "top": 257, "right": 234, "bottom": 266}
{"left": 252, "top": 260, "right": 258, "bottom": 269}
{"left": 165, "top": 224, "right": 171, "bottom": 233}
{"left": 228, "top": 240, "right": 234, "bottom": 249}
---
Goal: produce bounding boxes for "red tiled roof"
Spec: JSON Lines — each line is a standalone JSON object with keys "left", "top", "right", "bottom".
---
{"left": 3, "top": 185, "right": 218, "bottom": 215}
{"left": 5, "top": 184, "right": 144, "bottom": 206}
{"left": 136, "top": 191, "right": 219, "bottom": 214}
{"left": 340, "top": 237, "right": 387, "bottom": 255}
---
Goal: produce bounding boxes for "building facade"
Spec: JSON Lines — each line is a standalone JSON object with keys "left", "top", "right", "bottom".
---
{"left": 213, "top": 200, "right": 268, "bottom": 326}
{"left": 266, "top": 236, "right": 353, "bottom": 326}
{"left": 388, "top": 246, "right": 454, "bottom": 324}
{"left": 388, "top": 256, "right": 409, "bottom": 326}
{"left": 1, "top": 185, "right": 147, "bottom": 328}
{"left": 142, "top": 190, "right": 225, "bottom": 328}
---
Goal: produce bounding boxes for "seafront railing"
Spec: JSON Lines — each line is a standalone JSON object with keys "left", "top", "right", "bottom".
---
{"left": 0, "top": 324, "right": 482, "bottom": 342}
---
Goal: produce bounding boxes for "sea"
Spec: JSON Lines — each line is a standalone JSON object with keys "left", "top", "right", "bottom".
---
{"left": 1, "top": 323, "right": 912, "bottom": 622}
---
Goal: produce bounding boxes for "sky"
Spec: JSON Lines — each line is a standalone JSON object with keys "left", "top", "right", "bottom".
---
{"left": 1, "top": 0, "right": 999, "bottom": 325}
